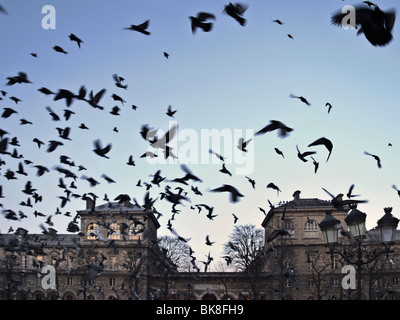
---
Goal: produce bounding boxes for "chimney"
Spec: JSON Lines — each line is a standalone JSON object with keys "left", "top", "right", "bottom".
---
{"left": 293, "top": 190, "right": 301, "bottom": 202}
{"left": 86, "top": 197, "right": 94, "bottom": 210}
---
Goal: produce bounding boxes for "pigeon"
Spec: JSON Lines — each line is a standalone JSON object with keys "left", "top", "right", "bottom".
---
{"left": 205, "top": 235, "right": 215, "bottom": 246}
{"left": 93, "top": 139, "right": 112, "bottom": 158}
{"left": 69, "top": 33, "right": 83, "bottom": 48}
{"left": 223, "top": 2, "right": 248, "bottom": 26}
{"left": 210, "top": 184, "right": 244, "bottom": 203}
{"left": 296, "top": 145, "right": 316, "bottom": 162}
{"left": 289, "top": 93, "right": 311, "bottom": 105}
{"left": 255, "top": 120, "right": 293, "bottom": 138}
{"left": 267, "top": 229, "right": 289, "bottom": 242}
{"left": 322, "top": 188, "right": 368, "bottom": 209}
{"left": 308, "top": 137, "right": 333, "bottom": 162}
{"left": 53, "top": 45, "right": 68, "bottom": 54}
{"left": 189, "top": 12, "right": 216, "bottom": 34}
{"left": 331, "top": 4, "right": 396, "bottom": 46}
{"left": 364, "top": 151, "right": 382, "bottom": 168}
{"left": 237, "top": 137, "right": 252, "bottom": 152}
{"left": 124, "top": 20, "right": 151, "bottom": 35}
{"left": 267, "top": 182, "right": 281, "bottom": 196}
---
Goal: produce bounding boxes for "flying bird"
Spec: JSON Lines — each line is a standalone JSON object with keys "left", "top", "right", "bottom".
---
{"left": 189, "top": 12, "right": 216, "bottom": 34}
{"left": 392, "top": 185, "right": 400, "bottom": 198}
{"left": 113, "top": 74, "right": 127, "bottom": 89}
{"left": 289, "top": 93, "right": 311, "bottom": 105}
{"left": 274, "top": 148, "right": 285, "bottom": 159}
{"left": 0, "top": 4, "right": 8, "bottom": 15}
{"left": 124, "top": 20, "right": 151, "bottom": 35}
{"left": 6, "top": 72, "right": 31, "bottom": 85}
{"left": 223, "top": 2, "right": 248, "bottom": 26}
{"left": 53, "top": 45, "right": 68, "bottom": 54}
{"left": 296, "top": 145, "right": 316, "bottom": 162}
{"left": 326, "top": 102, "right": 333, "bottom": 114}
{"left": 267, "top": 182, "right": 281, "bottom": 196}
{"left": 166, "top": 105, "right": 177, "bottom": 118}
{"left": 237, "top": 137, "right": 252, "bottom": 152}
{"left": 93, "top": 139, "right": 112, "bottom": 158}
{"left": 267, "top": 229, "right": 289, "bottom": 243}
{"left": 364, "top": 151, "right": 382, "bottom": 168}
{"left": 210, "top": 184, "right": 244, "bottom": 203}
{"left": 322, "top": 188, "right": 368, "bottom": 209}
{"left": 331, "top": 4, "right": 396, "bottom": 46}
{"left": 205, "top": 235, "right": 215, "bottom": 246}
{"left": 255, "top": 120, "right": 293, "bottom": 138}
{"left": 69, "top": 33, "right": 83, "bottom": 48}
{"left": 308, "top": 137, "right": 333, "bottom": 162}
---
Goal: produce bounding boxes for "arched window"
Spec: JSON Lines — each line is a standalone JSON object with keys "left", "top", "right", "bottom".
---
{"left": 108, "top": 223, "right": 121, "bottom": 240}
{"left": 304, "top": 220, "right": 319, "bottom": 238}
{"left": 129, "top": 220, "right": 145, "bottom": 240}
{"left": 87, "top": 223, "right": 100, "bottom": 240}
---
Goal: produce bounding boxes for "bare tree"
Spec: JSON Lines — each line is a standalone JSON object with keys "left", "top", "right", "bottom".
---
{"left": 157, "top": 235, "right": 193, "bottom": 272}
{"left": 223, "top": 224, "right": 265, "bottom": 272}
{"left": 223, "top": 224, "right": 267, "bottom": 299}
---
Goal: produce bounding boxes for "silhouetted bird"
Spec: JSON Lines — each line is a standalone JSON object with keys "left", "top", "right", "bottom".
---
{"left": 189, "top": 12, "right": 216, "bottom": 34}
{"left": 166, "top": 105, "right": 177, "bottom": 118}
{"left": 0, "top": 4, "right": 8, "bottom": 15}
{"left": 255, "top": 120, "right": 293, "bottom": 138}
{"left": 93, "top": 139, "right": 112, "bottom": 158}
{"left": 326, "top": 102, "right": 333, "bottom": 114}
{"left": 331, "top": 4, "right": 396, "bottom": 46}
{"left": 289, "top": 93, "right": 311, "bottom": 105}
{"left": 124, "top": 20, "right": 151, "bottom": 35}
{"left": 308, "top": 137, "right": 333, "bottom": 162}
{"left": 267, "top": 229, "right": 289, "bottom": 242}
{"left": 392, "top": 185, "right": 400, "bottom": 198}
{"left": 322, "top": 188, "right": 368, "bottom": 209}
{"left": 296, "top": 145, "right": 316, "bottom": 162}
{"left": 223, "top": 2, "right": 248, "bottom": 26}
{"left": 69, "top": 33, "right": 83, "bottom": 48}
{"left": 53, "top": 45, "right": 68, "bottom": 54}
{"left": 6, "top": 72, "right": 31, "bottom": 85}
{"left": 237, "top": 137, "right": 252, "bottom": 152}
{"left": 210, "top": 184, "right": 243, "bottom": 203}
{"left": 364, "top": 151, "right": 382, "bottom": 168}
{"left": 274, "top": 148, "right": 285, "bottom": 158}
{"left": 267, "top": 182, "right": 281, "bottom": 196}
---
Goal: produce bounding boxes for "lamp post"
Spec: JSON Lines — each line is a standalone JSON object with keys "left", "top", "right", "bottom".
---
{"left": 319, "top": 206, "right": 399, "bottom": 300}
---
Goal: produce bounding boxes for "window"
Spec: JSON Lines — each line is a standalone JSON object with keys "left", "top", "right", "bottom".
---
{"left": 66, "top": 256, "right": 73, "bottom": 270}
{"left": 35, "top": 255, "right": 44, "bottom": 268}
{"left": 331, "top": 277, "right": 339, "bottom": 287}
{"left": 129, "top": 220, "right": 145, "bottom": 240}
{"left": 109, "top": 278, "right": 116, "bottom": 287}
{"left": 109, "top": 256, "right": 117, "bottom": 270}
{"left": 21, "top": 256, "right": 28, "bottom": 269}
{"left": 282, "top": 219, "right": 295, "bottom": 235}
{"left": 67, "top": 277, "right": 73, "bottom": 286}
{"left": 108, "top": 223, "right": 121, "bottom": 240}
{"left": 87, "top": 223, "right": 100, "bottom": 240}
{"left": 304, "top": 220, "right": 319, "bottom": 238}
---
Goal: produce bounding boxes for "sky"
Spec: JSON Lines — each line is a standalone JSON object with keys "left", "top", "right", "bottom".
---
{"left": 1, "top": 0, "right": 400, "bottom": 271}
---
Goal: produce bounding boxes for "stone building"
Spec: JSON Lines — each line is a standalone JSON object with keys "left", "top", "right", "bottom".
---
{"left": 1, "top": 193, "right": 400, "bottom": 300}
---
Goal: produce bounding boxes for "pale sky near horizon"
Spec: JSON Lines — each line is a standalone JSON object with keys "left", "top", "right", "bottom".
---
{"left": 1, "top": 0, "right": 400, "bottom": 270}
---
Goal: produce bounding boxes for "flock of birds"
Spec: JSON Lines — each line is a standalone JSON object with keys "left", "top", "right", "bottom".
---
{"left": 0, "top": 1, "right": 399, "bottom": 272}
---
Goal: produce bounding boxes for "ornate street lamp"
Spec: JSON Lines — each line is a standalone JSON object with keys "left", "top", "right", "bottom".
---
{"left": 319, "top": 210, "right": 341, "bottom": 247}
{"left": 377, "top": 207, "right": 399, "bottom": 245}
{"left": 345, "top": 205, "right": 367, "bottom": 240}
{"left": 319, "top": 206, "right": 398, "bottom": 300}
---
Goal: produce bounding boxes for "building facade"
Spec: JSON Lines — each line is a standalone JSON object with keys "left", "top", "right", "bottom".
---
{"left": 1, "top": 194, "right": 400, "bottom": 300}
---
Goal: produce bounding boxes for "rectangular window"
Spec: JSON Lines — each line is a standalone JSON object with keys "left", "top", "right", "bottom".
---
{"left": 109, "top": 278, "right": 116, "bottom": 287}
{"left": 21, "top": 256, "right": 28, "bottom": 269}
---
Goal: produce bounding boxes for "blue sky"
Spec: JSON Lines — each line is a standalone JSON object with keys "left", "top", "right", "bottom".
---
{"left": 1, "top": 0, "right": 400, "bottom": 270}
